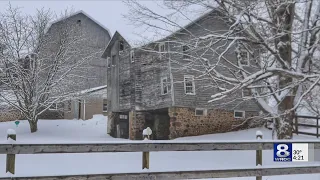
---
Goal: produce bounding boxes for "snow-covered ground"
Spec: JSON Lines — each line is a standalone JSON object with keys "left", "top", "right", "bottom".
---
{"left": 0, "top": 114, "right": 320, "bottom": 180}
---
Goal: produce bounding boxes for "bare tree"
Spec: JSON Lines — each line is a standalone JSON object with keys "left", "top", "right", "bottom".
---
{"left": 124, "top": 0, "right": 320, "bottom": 139}
{"left": 0, "top": 5, "right": 101, "bottom": 132}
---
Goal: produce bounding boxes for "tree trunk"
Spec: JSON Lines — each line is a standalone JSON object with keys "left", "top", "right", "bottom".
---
{"left": 28, "top": 119, "right": 38, "bottom": 133}
{"left": 276, "top": 96, "right": 294, "bottom": 139}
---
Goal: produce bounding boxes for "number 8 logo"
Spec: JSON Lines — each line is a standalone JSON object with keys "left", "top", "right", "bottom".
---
{"left": 277, "top": 144, "right": 290, "bottom": 157}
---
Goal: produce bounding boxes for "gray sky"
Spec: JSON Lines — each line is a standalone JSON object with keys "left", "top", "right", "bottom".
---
{"left": 0, "top": 1, "right": 207, "bottom": 45}
{"left": 0, "top": 1, "right": 159, "bottom": 44}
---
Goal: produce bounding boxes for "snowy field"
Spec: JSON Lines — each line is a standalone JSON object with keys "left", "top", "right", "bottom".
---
{"left": 0, "top": 114, "right": 320, "bottom": 180}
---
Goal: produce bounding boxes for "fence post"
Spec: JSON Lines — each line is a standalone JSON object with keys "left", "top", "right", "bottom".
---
{"left": 6, "top": 129, "right": 16, "bottom": 174}
{"left": 256, "top": 131, "right": 263, "bottom": 180}
{"left": 317, "top": 117, "right": 319, "bottom": 138}
{"left": 295, "top": 115, "right": 298, "bottom": 135}
{"left": 142, "top": 127, "right": 152, "bottom": 169}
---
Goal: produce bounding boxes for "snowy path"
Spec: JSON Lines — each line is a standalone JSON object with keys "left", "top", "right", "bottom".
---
{"left": 0, "top": 115, "right": 320, "bottom": 179}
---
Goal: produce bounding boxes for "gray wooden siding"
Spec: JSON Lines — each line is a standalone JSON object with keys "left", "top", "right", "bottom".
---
{"left": 166, "top": 11, "right": 259, "bottom": 111}
{"left": 134, "top": 48, "right": 172, "bottom": 110}
{"left": 42, "top": 13, "right": 110, "bottom": 92}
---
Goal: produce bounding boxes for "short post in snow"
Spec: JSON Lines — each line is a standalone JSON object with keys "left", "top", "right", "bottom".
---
{"left": 6, "top": 129, "right": 16, "bottom": 174}
{"left": 142, "top": 127, "right": 152, "bottom": 169}
{"left": 256, "top": 130, "right": 263, "bottom": 180}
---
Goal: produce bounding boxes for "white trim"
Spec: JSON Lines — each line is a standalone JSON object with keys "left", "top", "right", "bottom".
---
{"left": 184, "top": 75, "right": 195, "bottom": 95}
{"left": 234, "top": 110, "right": 245, "bottom": 118}
{"left": 195, "top": 108, "right": 207, "bottom": 116}
{"left": 48, "top": 10, "right": 111, "bottom": 36}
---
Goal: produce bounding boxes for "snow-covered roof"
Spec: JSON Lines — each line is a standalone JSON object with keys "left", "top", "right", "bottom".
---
{"left": 47, "top": 10, "right": 111, "bottom": 37}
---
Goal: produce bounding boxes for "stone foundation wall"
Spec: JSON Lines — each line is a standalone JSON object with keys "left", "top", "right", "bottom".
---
{"left": 168, "top": 107, "right": 260, "bottom": 139}
{"left": 129, "top": 111, "right": 145, "bottom": 140}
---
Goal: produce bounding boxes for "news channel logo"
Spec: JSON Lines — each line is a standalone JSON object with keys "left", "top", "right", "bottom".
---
{"left": 274, "top": 143, "right": 292, "bottom": 162}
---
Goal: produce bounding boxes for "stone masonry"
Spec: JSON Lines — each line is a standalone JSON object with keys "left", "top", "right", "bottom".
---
{"left": 168, "top": 107, "right": 260, "bottom": 139}
{"left": 129, "top": 111, "right": 146, "bottom": 140}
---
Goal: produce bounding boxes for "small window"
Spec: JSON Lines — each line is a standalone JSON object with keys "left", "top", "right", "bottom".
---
{"left": 195, "top": 108, "right": 207, "bottom": 116}
{"left": 161, "top": 77, "right": 169, "bottom": 95}
{"left": 107, "top": 57, "right": 111, "bottom": 68}
{"left": 103, "top": 99, "right": 108, "bottom": 112}
{"left": 49, "top": 103, "right": 58, "bottom": 111}
{"left": 130, "top": 50, "right": 134, "bottom": 63}
{"left": 112, "top": 55, "right": 116, "bottom": 66}
{"left": 120, "top": 115, "right": 128, "bottom": 119}
{"left": 77, "top": 19, "right": 81, "bottom": 25}
{"left": 234, "top": 110, "right": 245, "bottom": 118}
{"left": 239, "top": 51, "right": 249, "bottom": 66}
{"left": 182, "top": 45, "right": 189, "bottom": 59}
{"left": 119, "top": 41, "right": 124, "bottom": 51}
{"left": 184, "top": 75, "right": 195, "bottom": 95}
{"left": 242, "top": 88, "right": 251, "bottom": 97}
{"left": 159, "top": 42, "right": 165, "bottom": 52}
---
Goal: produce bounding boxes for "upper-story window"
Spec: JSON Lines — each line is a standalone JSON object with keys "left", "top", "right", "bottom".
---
{"left": 184, "top": 75, "right": 195, "bottom": 95}
{"left": 130, "top": 50, "right": 134, "bottom": 63}
{"left": 239, "top": 50, "right": 250, "bottom": 66}
{"left": 242, "top": 88, "right": 251, "bottom": 97}
{"left": 119, "top": 40, "right": 124, "bottom": 51}
{"left": 161, "top": 77, "right": 169, "bottom": 95}
{"left": 159, "top": 42, "right": 165, "bottom": 52}
{"left": 182, "top": 45, "right": 190, "bottom": 59}
{"left": 77, "top": 19, "right": 81, "bottom": 26}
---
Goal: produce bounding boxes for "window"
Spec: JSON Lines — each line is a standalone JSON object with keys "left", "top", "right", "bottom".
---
{"left": 107, "top": 57, "right": 111, "bottom": 68}
{"left": 182, "top": 45, "right": 190, "bottom": 59}
{"left": 184, "top": 75, "right": 195, "bottom": 95}
{"left": 120, "top": 115, "right": 128, "bottom": 119}
{"left": 103, "top": 99, "right": 108, "bottom": 112}
{"left": 77, "top": 19, "right": 81, "bottom": 25}
{"left": 239, "top": 50, "right": 250, "bottom": 66}
{"left": 112, "top": 55, "right": 116, "bottom": 66}
{"left": 161, "top": 77, "right": 169, "bottom": 95}
{"left": 159, "top": 42, "right": 165, "bottom": 52}
{"left": 234, "top": 110, "right": 245, "bottom": 118}
{"left": 195, "top": 108, "right": 207, "bottom": 116}
{"left": 119, "top": 41, "right": 124, "bottom": 51}
{"left": 242, "top": 88, "right": 251, "bottom": 97}
{"left": 130, "top": 50, "right": 134, "bottom": 63}
{"left": 49, "top": 103, "right": 59, "bottom": 111}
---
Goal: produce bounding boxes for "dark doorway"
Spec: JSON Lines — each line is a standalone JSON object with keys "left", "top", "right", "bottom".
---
{"left": 78, "top": 100, "right": 82, "bottom": 119}
{"left": 118, "top": 112, "right": 129, "bottom": 139}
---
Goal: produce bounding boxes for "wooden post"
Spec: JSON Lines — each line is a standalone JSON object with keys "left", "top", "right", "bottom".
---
{"left": 317, "top": 117, "right": 319, "bottom": 138}
{"left": 6, "top": 130, "right": 16, "bottom": 174}
{"left": 295, "top": 115, "right": 298, "bottom": 135}
{"left": 142, "top": 135, "right": 150, "bottom": 169}
{"left": 256, "top": 132, "right": 263, "bottom": 180}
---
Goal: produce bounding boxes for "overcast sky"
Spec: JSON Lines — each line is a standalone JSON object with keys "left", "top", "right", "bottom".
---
{"left": 0, "top": 1, "right": 158, "bottom": 43}
{"left": 0, "top": 1, "right": 207, "bottom": 45}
